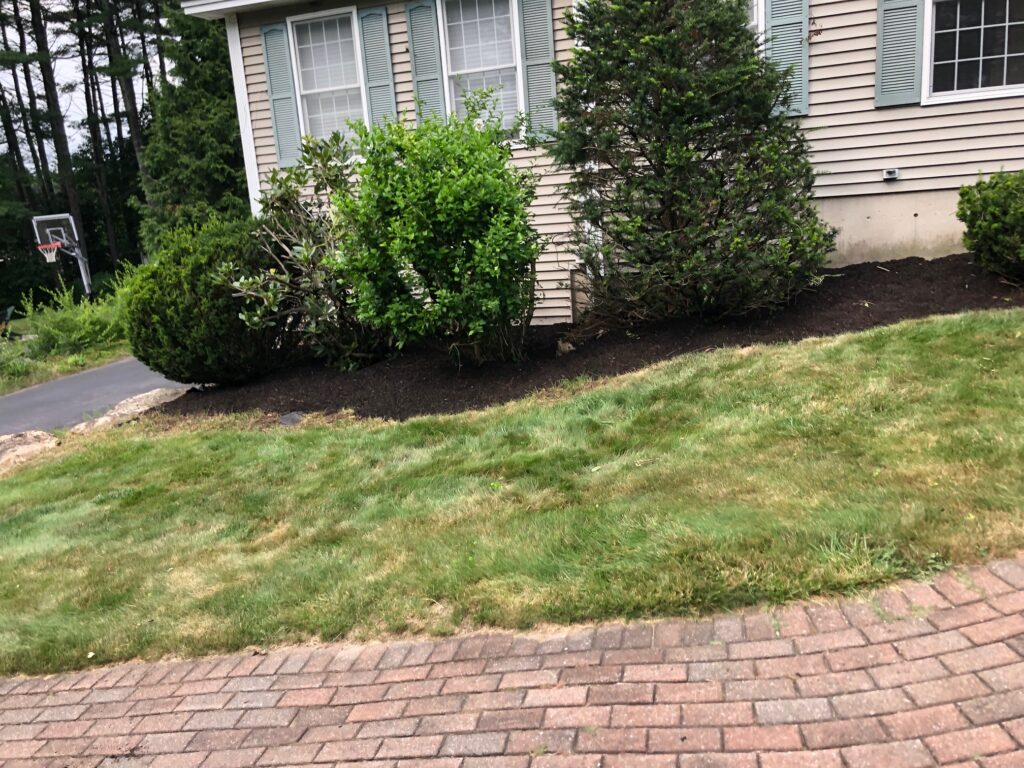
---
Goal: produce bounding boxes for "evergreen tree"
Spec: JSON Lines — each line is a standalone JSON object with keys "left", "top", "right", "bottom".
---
{"left": 550, "top": 0, "right": 835, "bottom": 327}
{"left": 139, "top": 7, "right": 247, "bottom": 252}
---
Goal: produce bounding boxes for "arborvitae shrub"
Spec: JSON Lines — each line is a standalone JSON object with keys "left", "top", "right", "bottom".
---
{"left": 550, "top": 0, "right": 836, "bottom": 328}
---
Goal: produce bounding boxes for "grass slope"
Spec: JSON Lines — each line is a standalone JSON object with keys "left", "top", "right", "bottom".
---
{"left": 2, "top": 309, "right": 1024, "bottom": 675}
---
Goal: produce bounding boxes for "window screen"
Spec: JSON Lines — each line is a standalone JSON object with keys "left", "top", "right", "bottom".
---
{"left": 444, "top": 0, "right": 520, "bottom": 126}
{"left": 293, "top": 14, "right": 365, "bottom": 137}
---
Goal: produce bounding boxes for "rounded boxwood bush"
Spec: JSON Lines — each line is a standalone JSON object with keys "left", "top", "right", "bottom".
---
{"left": 124, "top": 218, "right": 291, "bottom": 384}
{"left": 337, "top": 101, "right": 541, "bottom": 364}
{"left": 958, "top": 171, "right": 1024, "bottom": 280}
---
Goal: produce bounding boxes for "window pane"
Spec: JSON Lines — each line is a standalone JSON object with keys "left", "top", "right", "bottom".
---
{"left": 1011, "top": 0, "right": 1024, "bottom": 21}
{"left": 959, "top": 27, "right": 982, "bottom": 56}
{"left": 960, "top": 0, "right": 983, "bottom": 25}
{"left": 445, "top": 0, "right": 516, "bottom": 75}
{"left": 1008, "top": 53, "right": 1024, "bottom": 80}
{"left": 451, "top": 66, "right": 518, "bottom": 126}
{"left": 302, "top": 88, "right": 363, "bottom": 138}
{"left": 933, "top": 61, "right": 957, "bottom": 90}
{"left": 983, "top": 25, "right": 1007, "bottom": 55}
{"left": 295, "top": 16, "right": 359, "bottom": 93}
{"left": 985, "top": 0, "right": 1008, "bottom": 23}
{"left": 982, "top": 55, "right": 1006, "bottom": 83}
{"left": 957, "top": 58, "right": 981, "bottom": 87}
{"left": 934, "top": 30, "right": 958, "bottom": 60}
{"left": 936, "top": 0, "right": 959, "bottom": 29}
{"left": 1009, "top": 22, "right": 1024, "bottom": 51}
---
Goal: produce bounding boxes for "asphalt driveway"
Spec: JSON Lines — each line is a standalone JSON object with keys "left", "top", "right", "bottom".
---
{"left": 0, "top": 357, "right": 180, "bottom": 434}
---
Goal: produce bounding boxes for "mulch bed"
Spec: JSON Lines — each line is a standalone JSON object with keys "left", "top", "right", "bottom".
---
{"left": 163, "top": 253, "right": 1024, "bottom": 422}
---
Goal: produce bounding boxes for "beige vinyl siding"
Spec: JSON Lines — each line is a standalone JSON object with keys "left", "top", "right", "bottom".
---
{"left": 238, "top": 0, "right": 576, "bottom": 322}
{"left": 807, "top": 0, "right": 1024, "bottom": 197}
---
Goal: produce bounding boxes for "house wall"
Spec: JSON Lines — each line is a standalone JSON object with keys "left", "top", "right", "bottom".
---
{"left": 806, "top": 0, "right": 1024, "bottom": 260}
{"left": 236, "top": 0, "right": 1024, "bottom": 321}
{"left": 236, "top": 0, "right": 576, "bottom": 324}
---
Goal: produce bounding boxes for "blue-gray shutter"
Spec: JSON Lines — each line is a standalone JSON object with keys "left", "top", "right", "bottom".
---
{"left": 359, "top": 8, "right": 398, "bottom": 125}
{"left": 261, "top": 23, "right": 301, "bottom": 167}
{"left": 405, "top": 0, "right": 445, "bottom": 122}
{"left": 875, "top": 0, "right": 924, "bottom": 106}
{"left": 766, "top": 0, "right": 809, "bottom": 115}
{"left": 519, "top": 0, "right": 557, "bottom": 135}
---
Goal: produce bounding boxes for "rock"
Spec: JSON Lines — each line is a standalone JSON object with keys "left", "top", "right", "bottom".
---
{"left": 279, "top": 411, "right": 305, "bottom": 427}
{"left": 69, "top": 387, "right": 187, "bottom": 435}
{"left": 0, "top": 430, "right": 60, "bottom": 477}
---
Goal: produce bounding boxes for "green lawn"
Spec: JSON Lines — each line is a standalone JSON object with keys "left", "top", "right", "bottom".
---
{"left": 2, "top": 309, "right": 1024, "bottom": 675}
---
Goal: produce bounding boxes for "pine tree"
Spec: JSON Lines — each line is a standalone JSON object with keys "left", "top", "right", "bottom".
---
{"left": 138, "top": 7, "right": 248, "bottom": 252}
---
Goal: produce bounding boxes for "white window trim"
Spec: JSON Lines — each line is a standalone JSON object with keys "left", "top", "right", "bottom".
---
{"left": 225, "top": 13, "right": 261, "bottom": 214}
{"left": 435, "top": 0, "right": 528, "bottom": 123}
{"left": 921, "top": 0, "right": 1024, "bottom": 104}
{"left": 286, "top": 6, "right": 371, "bottom": 138}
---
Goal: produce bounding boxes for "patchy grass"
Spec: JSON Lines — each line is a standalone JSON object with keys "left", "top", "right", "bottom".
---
{"left": 0, "top": 339, "right": 130, "bottom": 395}
{"left": 2, "top": 309, "right": 1024, "bottom": 675}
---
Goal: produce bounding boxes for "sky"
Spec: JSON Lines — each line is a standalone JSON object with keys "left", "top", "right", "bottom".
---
{"left": 1, "top": 5, "right": 153, "bottom": 154}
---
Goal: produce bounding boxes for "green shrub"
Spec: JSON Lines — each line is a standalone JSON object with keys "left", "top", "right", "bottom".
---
{"left": 125, "top": 218, "right": 292, "bottom": 384}
{"left": 550, "top": 0, "right": 835, "bottom": 328}
{"left": 20, "top": 274, "right": 130, "bottom": 358}
{"left": 958, "top": 171, "right": 1024, "bottom": 280}
{"left": 338, "top": 98, "right": 541, "bottom": 363}
{"left": 0, "top": 340, "right": 34, "bottom": 380}
{"left": 230, "top": 136, "right": 380, "bottom": 366}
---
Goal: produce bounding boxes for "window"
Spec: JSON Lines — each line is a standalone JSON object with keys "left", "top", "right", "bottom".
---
{"left": 290, "top": 11, "right": 367, "bottom": 138}
{"left": 441, "top": 0, "right": 523, "bottom": 127}
{"left": 929, "top": 0, "right": 1024, "bottom": 96}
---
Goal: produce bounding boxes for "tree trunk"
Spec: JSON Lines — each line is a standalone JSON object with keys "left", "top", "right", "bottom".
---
{"left": 133, "top": 0, "right": 155, "bottom": 92}
{"left": 11, "top": 0, "right": 55, "bottom": 207}
{"left": 100, "top": 0, "right": 150, "bottom": 201}
{"left": 28, "top": 0, "right": 88, "bottom": 264}
{"left": 0, "top": 85, "right": 33, "bottom": 207}
{"left": 152, "top": 0, "right": 168, "bottom": 84}
{"left": 0, "top": 13, "right": 37, "bottom": 208}
{"left": 75, "top": 0, "right": 120, "bottom": 265}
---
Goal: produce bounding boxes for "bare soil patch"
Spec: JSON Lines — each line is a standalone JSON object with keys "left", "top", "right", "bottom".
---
{"left": 162, "top": 253, "right": 1024, "bottom": 422}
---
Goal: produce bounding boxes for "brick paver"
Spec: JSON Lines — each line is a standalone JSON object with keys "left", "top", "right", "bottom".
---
{"left": 2, "top": 558, "right": 1024, "bottom": 766}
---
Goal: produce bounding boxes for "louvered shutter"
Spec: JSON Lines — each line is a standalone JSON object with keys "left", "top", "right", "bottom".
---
{"left": 875, "top": 0, "right": 924, "bottom": 106}
{"left": 359, "top": 8, "right": 399, "bottom": 125}
{"left": 261, "top": 23, "right": 302, "bottom": 167}
{"left": 519, "top": 0, "right": 558, "bottom": 136}
{"left": 766, "top": 0, "right": 809, "bottom": 115}
{"left": 405, "top": 0, "right": 445, "bottom": 122}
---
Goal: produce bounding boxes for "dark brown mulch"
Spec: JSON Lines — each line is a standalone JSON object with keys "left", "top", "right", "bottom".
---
{"left": 162, "top": 253, "right": 1024, "bottom": 422}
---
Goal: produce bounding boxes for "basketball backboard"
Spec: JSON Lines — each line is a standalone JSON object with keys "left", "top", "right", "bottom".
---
{"left": 31, "top": 213, "right": 79, "bottom": 250}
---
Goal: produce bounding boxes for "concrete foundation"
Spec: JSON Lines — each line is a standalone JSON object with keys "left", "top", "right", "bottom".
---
{"left": 816, "top": 189, "right": 966, "bottom": 266}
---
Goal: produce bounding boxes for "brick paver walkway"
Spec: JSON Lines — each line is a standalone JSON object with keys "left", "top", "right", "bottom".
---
{"left": 3, "top": 558, "right": 1024, "bottom": 767}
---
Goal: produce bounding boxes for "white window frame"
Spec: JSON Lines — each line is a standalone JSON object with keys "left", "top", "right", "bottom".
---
{"left": 752, "top": 0, "right": 766, "bottom": 38}
{"left": 922, "top": 0, "right": 1024, "bottom": 104}
{"left": 286, "top": 7, "right": 371, "bottom": 138}
{"left": 435, "top": 0, "right": 528, "bottom": 124}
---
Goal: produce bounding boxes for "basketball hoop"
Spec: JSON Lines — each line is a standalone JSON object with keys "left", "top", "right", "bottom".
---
{"left": 37, "top": 241, "right": 62, "bottom": 264}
